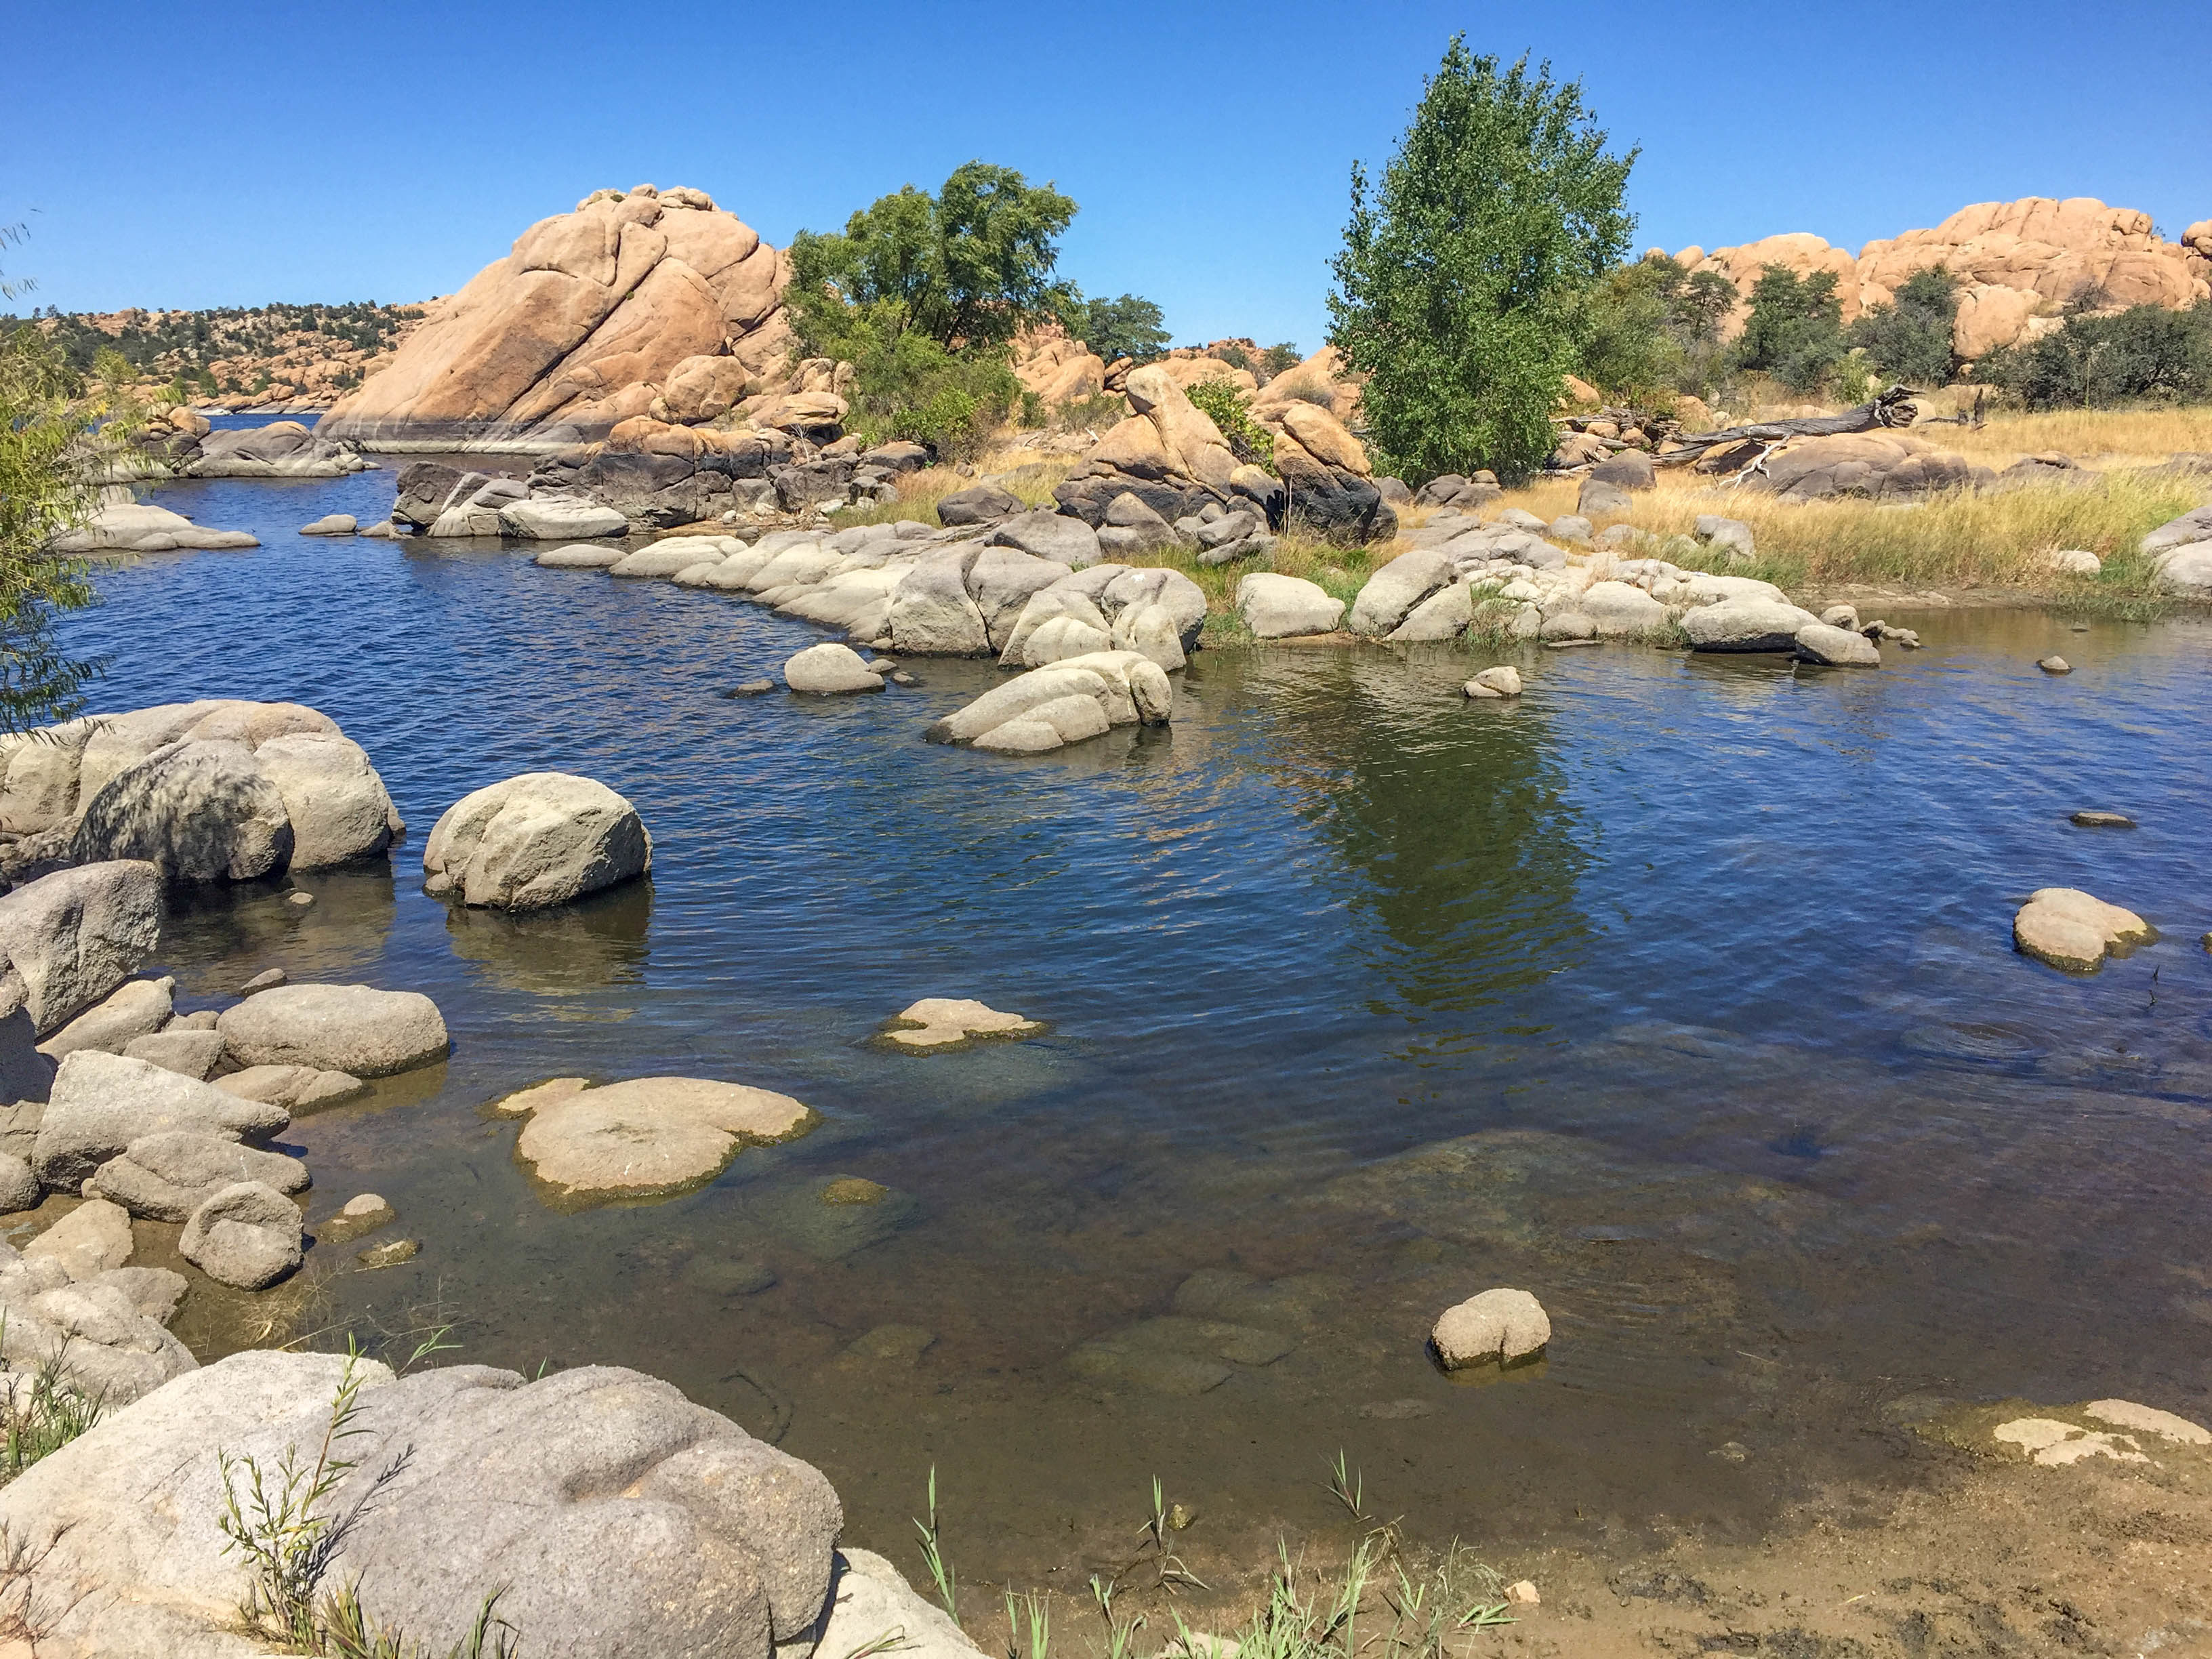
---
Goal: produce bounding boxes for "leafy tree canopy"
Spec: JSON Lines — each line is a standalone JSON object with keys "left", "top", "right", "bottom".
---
{"left": 787, "top": 161, "right": 1078, "bottom": 357}
{"left": 1849, "top": 265, "right": 1959, "bottom": 388}
{"left": 1328, "top": 38, "right": 1636, "bottom": 484}
{"left": 1071, "top": 293, "right": 1168, "bottom": 366}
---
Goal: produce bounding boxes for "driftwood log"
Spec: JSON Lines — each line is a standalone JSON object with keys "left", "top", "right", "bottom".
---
{"left": 1655, "top": 386, "right": 1922, "bottom": 469}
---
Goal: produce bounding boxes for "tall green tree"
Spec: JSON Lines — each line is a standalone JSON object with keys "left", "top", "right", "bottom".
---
{"left": 1328, "top": 40, "right": 1635, "bottom": 484}
{"left": 0, "top": 228, "right": 110, "bottom": 730}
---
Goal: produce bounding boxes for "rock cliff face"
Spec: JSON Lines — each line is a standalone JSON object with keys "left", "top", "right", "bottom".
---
{"left": 319, "top": 185, "right": 798, "bottom": 452}
{"left": 1666, "top": 197, "right": 2211, "bottom": 361}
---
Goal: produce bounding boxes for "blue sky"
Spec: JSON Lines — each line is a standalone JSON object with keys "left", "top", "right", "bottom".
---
{"left": 7, "top": 0, "right": 2207, "bottom": 351}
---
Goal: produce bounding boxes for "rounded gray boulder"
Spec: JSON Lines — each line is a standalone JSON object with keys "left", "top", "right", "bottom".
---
{"left": 178, "top": 1179, "right": 303, "bottom": 1288}
{"left": 423, "top": 772, "right": 651, "bottom": 911}
{"left": 216, "top": 983, "right": 449, "bottom": 1078}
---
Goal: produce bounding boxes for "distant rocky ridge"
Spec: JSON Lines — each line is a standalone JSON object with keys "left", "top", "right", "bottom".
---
{"left": 1661, "top": 197, "right": 2211, "bottom": 359}
{"left": 319, "top": 184, "right": 803, "bottom": 452}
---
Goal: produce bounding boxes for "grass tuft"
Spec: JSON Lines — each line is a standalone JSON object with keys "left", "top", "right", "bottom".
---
{"left": 0, "top": 1326, "right": 103, "bottom": 1482}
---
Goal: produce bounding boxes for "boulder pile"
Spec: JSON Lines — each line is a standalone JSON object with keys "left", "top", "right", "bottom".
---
{"left": 925, "top": 650, "right": 1173, "bottom": 754}
{"left": 0, "top": 699, "right": 405, "bottom": 886}
{"left": 1666, "top": 195, "right": 2211, "bottom": 360}
{"left": 50, "top": 499, "right": 260, "bottom": 554}
{"left": 123, "top": 413, "right": 375, "bottom": 480}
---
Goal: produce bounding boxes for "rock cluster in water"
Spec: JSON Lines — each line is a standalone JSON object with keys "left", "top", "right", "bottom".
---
{"left": 0, "top": 699, "right": 404, "bottom": 886}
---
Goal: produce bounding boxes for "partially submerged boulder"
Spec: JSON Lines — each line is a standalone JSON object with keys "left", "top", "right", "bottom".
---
{"left": 178, "top": 1180, "right": 304, "bottom": 1289}
{"left": 508, "top": 1076, "right": 815, "bottom": 1204}
{"left": 423, "top": 772, "right": 651, "bottom": 910}
{"left": 1431, "top": 1288, "right": 1551, "bottom": 1370}
{"left": 2013, "top": 887, "right": 2153, "bottom": 972}
{"left": 783, "top": 643, "right": 885, "bottom": 695}
{"left": 925, "top": 651, "right": 1173, "bottom": 754}
{"left": 1236, "top": 573, "right": 1345, "bottom": 639}
{"left": 216, "top": 984, "right": 450, "bottom": 1078}
{"left": 882, "top": 998, "right": 1042, "bottom": 1049}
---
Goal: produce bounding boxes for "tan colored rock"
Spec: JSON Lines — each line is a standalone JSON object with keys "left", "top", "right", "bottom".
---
{"left": 1277, "top": 403, "right": 1370, "bottom": 476}
{"left": 319, "top": 192, "right": 796, "bottom": 446}
{"left": 2013, "top": 886, "right": 2152, "bottom": 972}
{"left": 882, "top": 998, "right": 1042, "bottom": 1049}
{"left": 1010, "top": 321, "right": 1108, "bottom": 407}
{"left": 657, "top": 354, "right": 753, "bottom": 424}
{"left": 1124, "top": 366, "right": 1238, "bottom": 489}
{"left": 1086, "top": 415, "right": 1176, "bottom": 480}
{"left": 511, "top": 1077, "right": 815, "bottom": 1203}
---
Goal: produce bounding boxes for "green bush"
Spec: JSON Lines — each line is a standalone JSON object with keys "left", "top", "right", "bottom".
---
{"left": 1261, "top": 342, "right": 1303, "bottom": 377}
{"left": 1574, "top": 255, "right": 1736, "bottom": 401}
{"left": 1975, "top": 300, "right": 2212, "bottom": 408}
{"left": 1732, "top": 266, "right": 1848, "bottom": 392}
{"left": 1849, "top": 266, "right": 1959, "bottom": 387}
{"left": 1329, "top": 39, "right": 1636, "bottom": 485}
{"left": 1185, "top": 379, "right": 1274, "bottom": 467}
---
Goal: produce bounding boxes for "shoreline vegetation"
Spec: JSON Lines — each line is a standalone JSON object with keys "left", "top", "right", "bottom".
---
{"left": 818, "top": 403, "right": 2212, "bottom": 636}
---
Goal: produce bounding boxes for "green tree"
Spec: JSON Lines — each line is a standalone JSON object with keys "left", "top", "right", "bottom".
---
{"left": 0, "top": 229, "right": 112, "bottom": 729}
{"left": 1733, "top": 266, "right": 1847, "bottom": 392}
{"left": 1328, "top": 39, "right": 1636, "bottom": 485}
{"left": 787, "top": 161, "right": 1078, "bottom": 356}
{"left": 1575, "top": 255, "right": 1738, "bottom": 401}
{"left": 1261, "top": 342, "right": 1302, "bottom": 377}
{"left": 1849, "top": 266, "right": 1959, "bottom": 387}
{"left": 1074, "top": 293, "right": 1168, "bottom": 365}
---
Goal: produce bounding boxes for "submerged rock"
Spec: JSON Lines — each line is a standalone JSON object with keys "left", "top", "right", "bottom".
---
{"left": 1464, "top": 666, "right": 1523, "bottom": 699}
{"left": 882, "top": 998, "right": 1042, "bottom": 1049}
{"left": 925, "top": 651, "right": 1171, "bottom": 754}
{"left": 783, "top": 642, "right": 885, "bottom": 695}
{"left": 509, "top": 1076, "right": 815, "bottom": 1204}
{"left": 1431, "top": 1288, "right": 1551, "bottom": 1370}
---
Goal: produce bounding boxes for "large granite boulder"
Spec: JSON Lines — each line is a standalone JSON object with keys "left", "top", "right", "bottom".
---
{"left": 0, "top": 861, "right": 163, "bottom": 1036}
{"left": 0, "top": 701, "right": 402, "bottom": 885}
{"left": 0, "top": 1350, "right": 853, "bottom": 1658}
{"left": 1741, "top": 433, "right": 1980, "bottom": 501}
{"left": 216, "top": 984, "right": 449, "bottom": 1078}
{"left": 87, "top": 1130, "right": 309, "bottom": 1223}
{"left": 319, "top": 184, "right": 799, "bottom": 449}
{"left": 1236, "top": 573, "right": 1345, "bottom": 638}
{"left": 423, "top": 773, "right": 651, "bottom": 911}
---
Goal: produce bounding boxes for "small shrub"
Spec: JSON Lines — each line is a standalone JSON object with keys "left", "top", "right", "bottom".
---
{"left": 1017, "top": 389, "right": 1045, "bottom": 428}
{"left": 0, "top": 1330, "right": 102, "bottom": 1481}
{"left": 1849, "top": 266, "right": 1960, "bottom": 387}
{"left": 1261, "top": 342, "right": 1302, "bottom": 377}
{"left": 1185, "top": 380, "right": 1275, "bottom": 467}
{"left": 1216, "top": 344, "right": 1252, "bottom": 371}
{"left": 1733, "top": 265, "right": 1847, "bottom": 392}
{"left": 1976, "top": 300, "right": 2212, "bottom": 409}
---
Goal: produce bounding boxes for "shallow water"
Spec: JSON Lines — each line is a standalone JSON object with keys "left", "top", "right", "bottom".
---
{"left": 54, "top": 454, "right": 2212, "bottom": 1586}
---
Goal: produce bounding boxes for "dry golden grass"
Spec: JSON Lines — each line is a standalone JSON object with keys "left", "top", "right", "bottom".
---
{"left": 1478, "top": 468, "right": 2205, "bottom": 612}
{"left": 1928, "top": 405, "right": 2212, "bottom": 469}
{"left": 827, "top": 447, "right": 1077, "bottom": 528}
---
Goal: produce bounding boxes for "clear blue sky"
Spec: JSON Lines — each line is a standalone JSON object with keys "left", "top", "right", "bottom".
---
{"left": 8, "top": 0, "right": 2207, "bottom": 351}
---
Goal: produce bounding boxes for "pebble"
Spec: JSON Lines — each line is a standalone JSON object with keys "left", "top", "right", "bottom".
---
{"left": 2037, "top": 655, "right": 2071, "bottom": 674}
{"left": 2070, "top": 623, "right": 2089, "bottom": 632}
{"left": 2069, "top": 811, "right": 2135, "bottom": 828}
{"left": 819, "top": 1176, "right": 888, "bottom": 1206}
{"left": 888, "top": 672, "right": 916, "bottom": 686}
{"left": 722, "top": 680, "right": 775, "bottom": 698}
{"left": 356, "top": 1238, "right": 420, "bottom": 1269}
{"left": 869, "top": 637, "right": 895, "bottom": 651}
{"left": 1464, "top": 665, "right": 1523, "bottom": 699}
{"left": 287, "top": 892, "right": 315, "bottom": 907}
{"left": 1505, "top": 1582, "right": 1540, "bottom": 1607}
{"left": 1431, "top": 1287, "right": 1550, "bottom": 1370}
{"left": 241, "top": 968, "right": 288, "bottom": 995}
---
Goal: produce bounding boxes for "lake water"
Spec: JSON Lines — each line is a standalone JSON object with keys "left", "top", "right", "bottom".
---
{"left": 60, "top": 451, "right": 2212, "bottom": 1594}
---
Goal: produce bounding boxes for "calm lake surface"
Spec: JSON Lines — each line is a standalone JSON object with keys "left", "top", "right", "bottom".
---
{"left": 62, "top": 451, "right": 2212, "bottom": 1589}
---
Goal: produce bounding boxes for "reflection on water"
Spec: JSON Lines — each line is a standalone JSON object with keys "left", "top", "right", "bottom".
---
{"left": 63, "top": 465, "right": 2212, "bottom": 1586}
